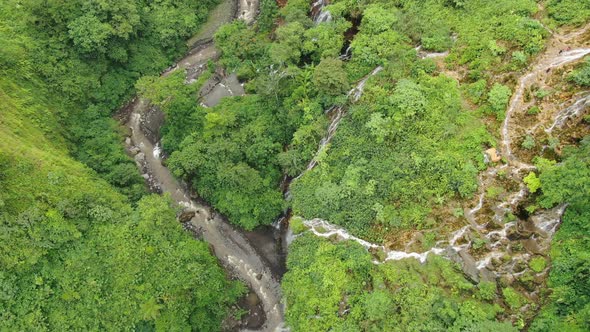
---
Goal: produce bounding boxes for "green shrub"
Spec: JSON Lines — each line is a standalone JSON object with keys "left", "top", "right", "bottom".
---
{"left": 524, "top": 172, "right": 541, "bottom": 193}
{"left": 547, "top": 0, "right": 590, "bottom": 26}
{"left": 503, "top": 287, "right": 525, "bottom": 309}
{"left": 529, "top": 256, "right": 546, "bottom": 273}
{"left": 290, "top": 216, "right": 308, "bottom": 234}
{"left": 488, "top": 83, "right": 512, "bottom": 118}
{"left": 521, "top": 135, "right": 536, "bottom": 150}
{"left": 568, "top": 58, "right": 590, "bottom": 87}
{"left": 527, "top": 106, "right": 541, "bottom": 115}
{"left": 478, "top": 281, "right": 498, "bottom": 301}
{"left": 486, "top": 186, "right": 504, "bottom": 199}
{"left": 534, "top": 89, "right": 551, "bottom": 99}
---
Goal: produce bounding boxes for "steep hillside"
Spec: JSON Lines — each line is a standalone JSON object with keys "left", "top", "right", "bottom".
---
{"left": 0, "top": 2, "right": 244, "bottom": 330}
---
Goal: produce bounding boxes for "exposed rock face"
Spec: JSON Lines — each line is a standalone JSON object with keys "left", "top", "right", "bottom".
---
{"left": 200, "top": 73, "right": 245, "bottom": 107}
{"left": 446, "top": 248, "right": 496, "bottom": 283}
{"left": 134, "top": 152, "right": 145, "bottom": 164}
{"left": 128, "top": 146, "right": 140, "bottom": 155}
{"left": 139, "top": 106, "right": 165, "bottom": 144}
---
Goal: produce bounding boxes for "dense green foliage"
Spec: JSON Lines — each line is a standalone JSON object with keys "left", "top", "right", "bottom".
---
{"left": 3, "top": 0, "right": 590, "bottom": 330}
{"left": 1, "top": 0, "right": 221, "bottom": 201}
{"left": 151, "top": 0, "right": 546, "bottom": 234}
{"left": 23, "top": 0, "right": 218, "bottom": 105}
{"left": 568, "top": 56, "right": 590, "bottom": 87}
{"left": 291, "top": 72, "right": 492, "bottom": 239}
{"left": 283, "top": 235, "right": 517, "bottom": 331}
{"left": 546, "top": 0, "right": 590, "bottom": 26}
{"left": 336, "top": 0, "right": 547, "bottom": 79}
{"left": 0, "top": 76, "right": 243, "bottom": 330}
{"left": 531, "top": 137, "right": 590, "bottom": 331}
{"left": 0, "top": 1, "right": 243, "bottom": 330}
{"left": 168, "top": 95, "right": 287, "bottom": 229}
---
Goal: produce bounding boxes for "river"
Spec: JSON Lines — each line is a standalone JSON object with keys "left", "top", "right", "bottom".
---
{"left": 119, "top": 0, "right": 287, "bottom": 330}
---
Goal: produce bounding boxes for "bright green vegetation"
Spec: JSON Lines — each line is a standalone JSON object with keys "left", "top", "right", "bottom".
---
{"left": 546, "top": 0, "right": 590, "bottom": 26}
{"left": 488, "top": 83, "right": 512, "bottom": 119}
{"left": 529, "top": 256, "right": 547, "bottom": 273}
{"left": 265, "top": 1, "right": 589, "bottom": 330}
{"left": 3, "top": 0, "right": 590, "bottom": 329}
{"left": 168, "top": 95, "right": 287, "bottom": 230}
{"left": 291, "top": 73, "right": 491, "bottom": 239}
{"left": 137, "top": 68, "right": 291, "bottom": 229}
{"left": 568, "top": 56, "right": 590, "bottom": 87}
{"left": 1, "top": 0, "right": 243, "bottom": 330}
{"left": 0, "top": 77, "right": 243, "bottom": 330}
{"left": 282, "top": 234, "right": 517, "bottom": 331}
{"left": 530, "top": 137, "right": 590, "bottom": 331}
{"left": 286, "top": 0, "right": 548, "bottom": 239}
{"left": 1, "top": 0, "right": 220, "bottom": 201}
{"left": 151, "top": 0, "right": 545, "bottom": 233}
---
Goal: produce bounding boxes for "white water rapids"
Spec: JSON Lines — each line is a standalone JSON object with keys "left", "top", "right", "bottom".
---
{"left": 545, "top": 92, "right": 590, "bottom": 134}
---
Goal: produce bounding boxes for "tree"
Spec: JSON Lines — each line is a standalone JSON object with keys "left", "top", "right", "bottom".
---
{"left": 523, "top": 172, "right": 541, "bottom": 193}
{"left": 270, "top": 22, "right": 305, "bottom": 64}
{"left": 303, "top": 20, "right": 350, "bottom": 61}
{"left": 360, "top": 4, "right": 397, "bottom": 35}
{"left": 312, "top": 58, "right": 349, "bottom": 96}
{"left": 67, "top": 14, "right": 113, "bottom": 53}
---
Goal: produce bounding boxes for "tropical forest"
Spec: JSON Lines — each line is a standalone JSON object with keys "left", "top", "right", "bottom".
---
{"left": 1, "top": 0, "right": 589, "bottom": 331}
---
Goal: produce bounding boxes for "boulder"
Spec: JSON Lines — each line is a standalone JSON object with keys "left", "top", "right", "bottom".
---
{"left": 485, "top": 148, "right": 502, "bottom": 163}
{"left": 499, "top": 274, "right": 515, "bottom": 287}
{"left": 178, "top": 209, "right": 196, "bottom": 222}
{"left": 445, "top": 248, "right": 481, "bottom": 283}
{"left": 479, "top": 267, "right": 497, "bottom": 283}
{"left": 134, "top": 152, "right": 145, "bottom": 163}
{"left": 139, "top": 106, "right": 165, "bottom": 144}
{"left": 129, "top": 146, "right": 140, "bottom": 155}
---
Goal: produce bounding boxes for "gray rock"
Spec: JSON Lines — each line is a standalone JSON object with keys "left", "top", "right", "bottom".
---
{"left": 134, "top": 152, "right": 145, "bottom": 163}
{"left": 139, "top": 106, "right": 165, "bottom": 144}
{"left": 445, "top": 247, "right": 481, "bottom": 283}
{"left": 178, "top": 209, "right": 196, "bottom": 223}
{"left": 129, "top": 146, "right": 140, "bottom": 155}
{"left": 479, "top": 267, "right": 497, "bottom": 283}
{"left": 499, "top": 274, "right": 515, "bottom": 287}
{"left": 458, "top": 250, "right": 481, "bottom": 283}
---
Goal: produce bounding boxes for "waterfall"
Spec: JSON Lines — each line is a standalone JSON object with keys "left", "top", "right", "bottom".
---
{"left": 311, "top": 0, "right": 332, "bottom": 24}
{"left": 545, "top": 93, "right": 590, "bottom": 134}
{"left": 502, "top": 48, "right": 590, "bottom": 160}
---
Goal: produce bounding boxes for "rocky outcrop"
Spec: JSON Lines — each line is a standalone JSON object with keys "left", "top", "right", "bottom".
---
{"left": 446, "top": 248, "right": 496, "bottom": 283}
{"left": 139, "top": 106, "right": 165, "bottom": 144}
